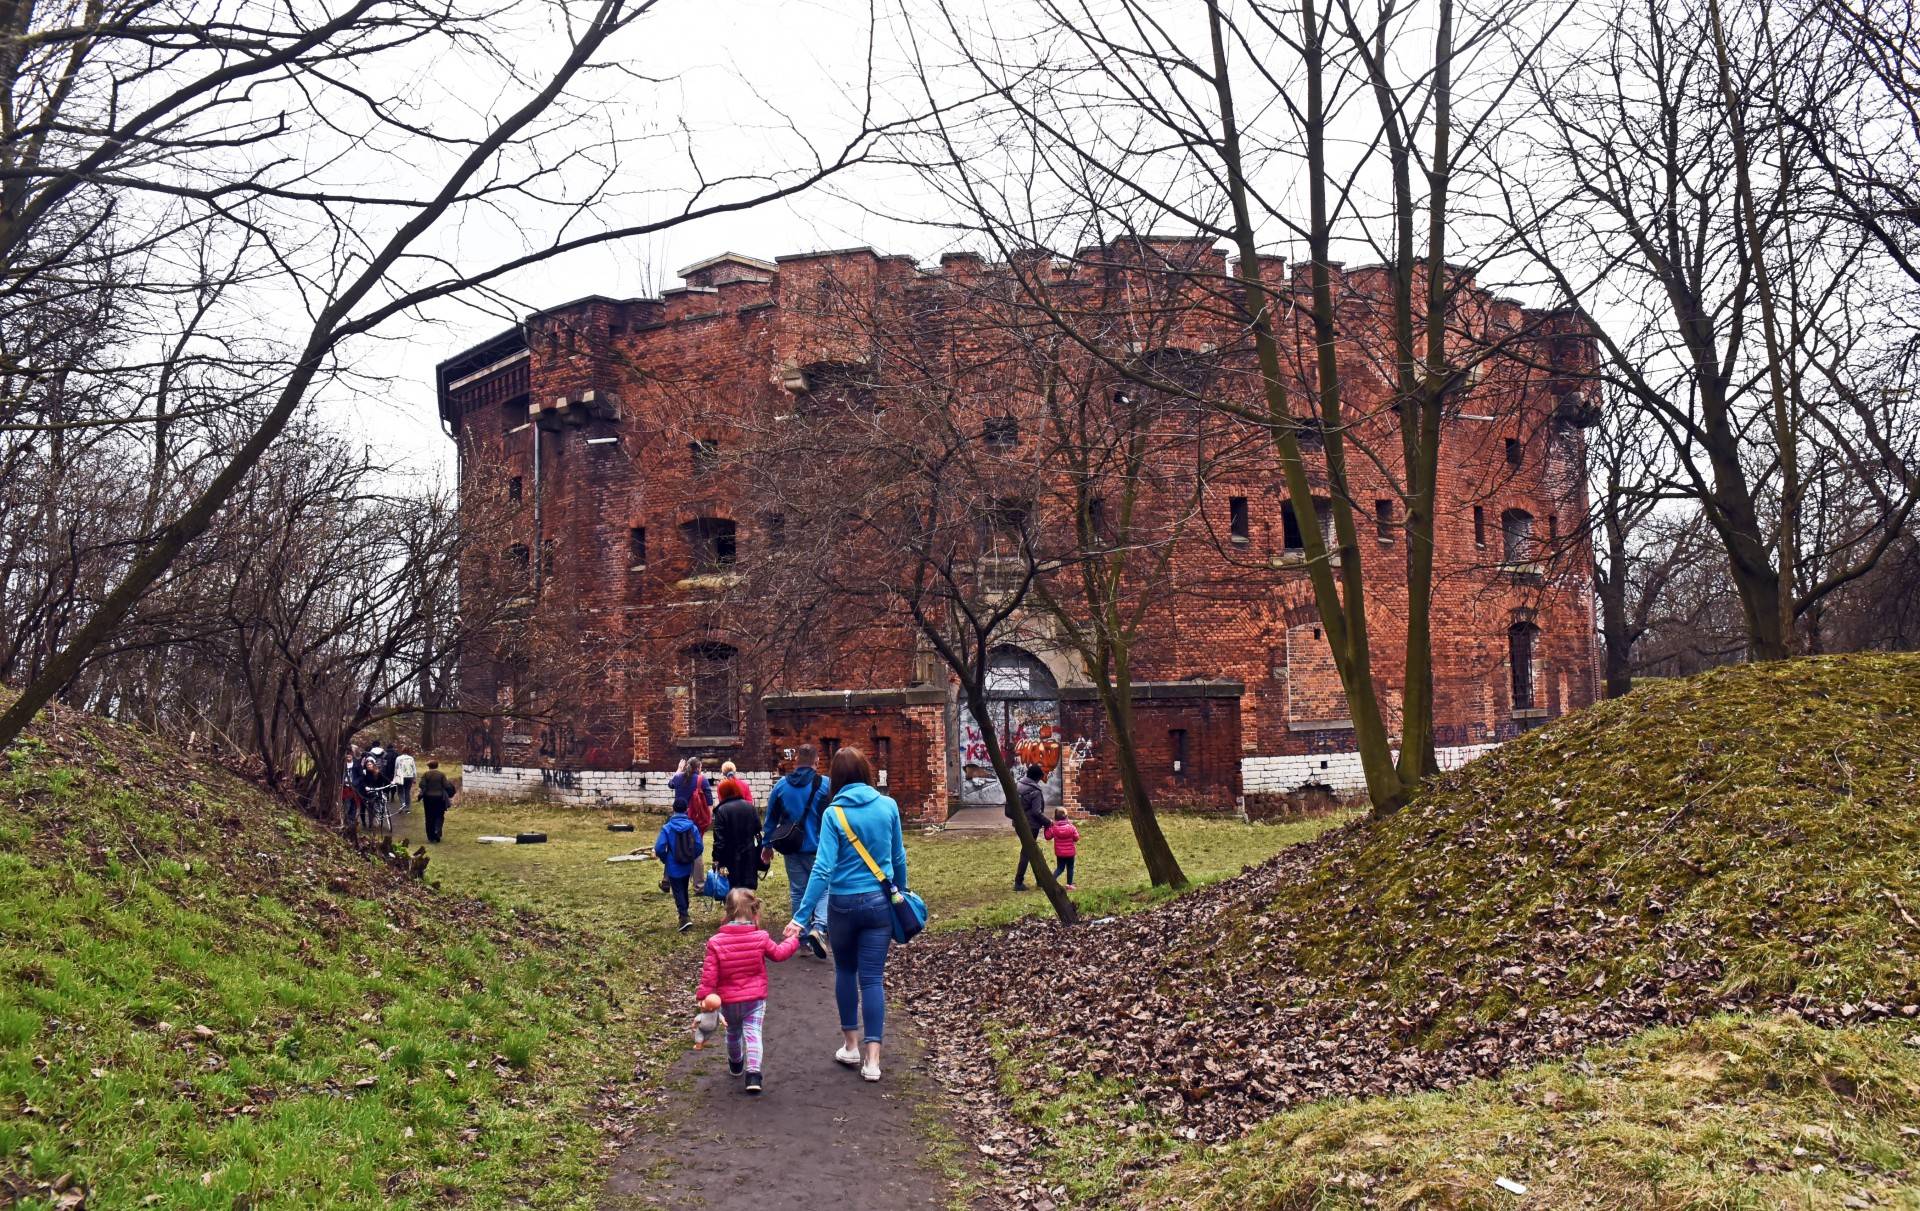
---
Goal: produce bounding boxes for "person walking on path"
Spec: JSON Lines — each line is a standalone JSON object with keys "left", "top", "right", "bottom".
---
{"left": 654, "top": 803, "right": 704, "bottom": 932}
{"left": 394, "top": 750, "right": 417, "bottom": 813}
{"left": 762, "top": 744, "right": 831, "bottom": 957}
{"left": 1044, "top": 808, "right": 1079, "bottom": 890}
{"left": 697, "top": 889, "right": 801, "bottom": 1095}
{"left": 711, "top": 778, "right": 763, "bottom": 891}
{"left": 718, "top": 760, "right": 754, "bottom": 804}
{"left": 671, "top": 758, "right": 714, "bottom": 835}
{"left": 1009, "top": 763, "right": 1049, "bottom": 890}
{"left": 787, "top": 745, "right": 908, "bottom": 1083}
{"left": 417, "top": 761, "right": 457, "bottom": 843}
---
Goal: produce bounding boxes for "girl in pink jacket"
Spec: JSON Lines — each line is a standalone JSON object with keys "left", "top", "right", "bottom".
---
{"left": 695, "top": 888, "right": 801, "bottom": 1094}
{"left": 1044, "top": 809, "right": 1080, "bottom": 889}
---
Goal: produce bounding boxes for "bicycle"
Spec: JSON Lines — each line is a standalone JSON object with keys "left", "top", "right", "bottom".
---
{"left": 365, "top": 783, "right": 399, "bottom": 833}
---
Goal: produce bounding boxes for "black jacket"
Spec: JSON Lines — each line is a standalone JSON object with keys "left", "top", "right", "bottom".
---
{"left": 1009, "top": 775, "right": 1048, "bottom": 833}
{"left": 711, "top": 796, "right": 761, "bottom": 879}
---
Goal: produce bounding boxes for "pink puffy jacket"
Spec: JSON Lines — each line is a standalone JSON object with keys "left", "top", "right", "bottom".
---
{"left": 1044, "top": 820, "right": 1080, "bottom": 857}
{"left": 696, "top": 923, "right": 801, "bottom": 1004}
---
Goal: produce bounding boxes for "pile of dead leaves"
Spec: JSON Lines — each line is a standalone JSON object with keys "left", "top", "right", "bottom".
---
{"left": 898, "top": 654, "right": 1920, "bottom": 1193}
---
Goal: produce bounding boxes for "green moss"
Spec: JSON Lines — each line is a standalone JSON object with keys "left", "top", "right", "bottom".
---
{"left": 0, "top": 707, "right": 677, "bottom": 1210}
{"left": 1129, "top": 1014, "right": 1920, "bottom": 1210}
{"left": 1247, "top": 655, "right": 1920, "bottom": 1036}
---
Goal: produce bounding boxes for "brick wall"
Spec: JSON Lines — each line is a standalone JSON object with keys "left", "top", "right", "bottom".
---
{"left": 438, "top": 247, "right": 1599, "bottom": 814}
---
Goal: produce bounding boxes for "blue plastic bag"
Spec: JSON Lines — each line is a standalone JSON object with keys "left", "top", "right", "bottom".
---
{"left": 700, "top": 870, "right": 731, "bottom": 901}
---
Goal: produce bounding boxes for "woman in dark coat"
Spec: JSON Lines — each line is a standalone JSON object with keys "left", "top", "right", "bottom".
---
{"left": 710, "top": 777, "right": 763, "bottom": 890}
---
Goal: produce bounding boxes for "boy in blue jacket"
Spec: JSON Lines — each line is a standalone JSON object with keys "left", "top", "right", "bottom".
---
{"left": 654, "top": 804, "right": 704, "bottom": 933}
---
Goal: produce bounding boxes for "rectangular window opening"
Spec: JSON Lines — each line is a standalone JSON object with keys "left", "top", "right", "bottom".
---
{"left": 983, "top": 415, "right": 1019, "bottom": 447}
{"left": 1170, "top": 728, "right": 1188, "bottom": 774}
{"left": 1473, "top": 505, "right": 1486, "bottom": 548}
{"left": 767, "top": 513, "right": 787, "bottom": 550}
{"left": 690, "top": 439, "right": 720, "bottom": 475}
{"left": 508, "top": 476, "right": 522, "bottom": 502}
{"left": 1229, "top": 495, "right": 1250, "bottom": 543}
{"left": 629, "top": 526, "right": 647, "bottom": 568}
{"left": 1505, "top": 437, "right": 1522, "bottom": 468}
{"left": 1375, "top": 498, "right": 1393, "bottom": 540}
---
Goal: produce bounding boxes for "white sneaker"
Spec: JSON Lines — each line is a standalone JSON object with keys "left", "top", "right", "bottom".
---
{"left": 834, "top": 1045, "right": 860, "bottom": 1067}
{"left": 861, "top": 1061, "right": 882, "bottom": 1082}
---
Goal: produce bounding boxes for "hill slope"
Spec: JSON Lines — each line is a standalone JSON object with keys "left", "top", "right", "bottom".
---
{"left": 900, "top": 654, "right": 1920, "bottom": 1199}
{"left": 0, "top": 705, "right": 662, "bottom": 1209}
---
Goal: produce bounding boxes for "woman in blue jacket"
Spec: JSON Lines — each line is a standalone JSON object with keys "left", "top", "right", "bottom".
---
{"left": 653, "top": 805, "right": 704, "bottom": 933}
{"left": 786, "top": 745, "right": 907, "bottom": 1082}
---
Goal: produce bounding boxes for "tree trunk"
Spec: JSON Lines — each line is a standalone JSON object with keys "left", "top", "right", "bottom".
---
{"left": 1099, "top": 670, "right": 1187, "bottom": 888}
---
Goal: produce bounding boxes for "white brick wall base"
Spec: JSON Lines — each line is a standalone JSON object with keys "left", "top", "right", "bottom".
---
{"left": 1241, "top": 742, "right": 1499, "bottom": 797}
{"left": 460, "top": 766, "right": 779, "bottom": 808}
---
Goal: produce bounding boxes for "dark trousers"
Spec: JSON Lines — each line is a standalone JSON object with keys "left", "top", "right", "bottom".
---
{"left": 669, "top": 875, "right": 691, "bottom": 920}
{"left": 1015, "top": 843, "right": 1039, "bottom": 886}
{"left": 401, "top": 777, "right": 414, "bottom": 811}
{"left": 358, "top": 790, "right": 376, "bottom": 830}
{"left": 423, "top": 797, "right": 447, "bottom": 842}
{"left": 1053, "top": 855, "right": 1076, "bottom": 883}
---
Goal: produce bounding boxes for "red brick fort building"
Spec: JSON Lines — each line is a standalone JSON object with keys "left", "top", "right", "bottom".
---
{"left": 437, "top": 244, "right": 1600, "bottom": 819}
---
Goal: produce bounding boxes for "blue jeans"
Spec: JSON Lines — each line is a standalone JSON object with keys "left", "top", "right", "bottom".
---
{"left": 828, "top": 892, "right": 893, "bottom": 1043}
{"left": 784, "top": 851, "right": 828, "bottom": 933}
{"left": 668, "top": 875, "right": 690, "bottom": 920}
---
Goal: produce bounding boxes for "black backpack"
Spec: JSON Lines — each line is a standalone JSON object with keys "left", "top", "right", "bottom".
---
{"left": 670, "top": 822, "right": 699, "bottom": 866}
{"left": 768, "top": 772, "right": 823, "bottom": 855}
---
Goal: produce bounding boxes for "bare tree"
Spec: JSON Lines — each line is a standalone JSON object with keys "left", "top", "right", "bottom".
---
{"left": 1507, "top": 0, "right": 1920, "bottom": 661}
{"left": 0, "top": 0, "right": 893, "bottom": 749}
{"left": 893, "top": 0, "right": 1565, "bottom": 816}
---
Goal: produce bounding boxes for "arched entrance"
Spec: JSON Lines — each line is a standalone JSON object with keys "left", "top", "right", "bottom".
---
{"left": 957, "top": 646, "right": 1064, "bottom": 807}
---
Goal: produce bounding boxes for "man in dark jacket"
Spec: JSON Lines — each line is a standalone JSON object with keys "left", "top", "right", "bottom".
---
{"left": 710, "top": 779, "right": 761, "bottom": 890}
{"left": 417, "top": 761, "right": 457, "bottom": 843}
{"left": 761, "top": 745, "right": 830, "bottom": 956}
{"left": 1010, "top": 763, "right": 1050, "bottom": 890}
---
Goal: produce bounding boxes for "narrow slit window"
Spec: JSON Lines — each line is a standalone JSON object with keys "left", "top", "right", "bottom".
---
{"left": 1229, "top": 496, "right": 1250, "bottom": 543}
{"left": 629, "top": 526, "right": 647, "bottom": 568}
{"left": 508, "top": 475, "right": 522, "bottom": 502}
{"left": 1170, "top": 728, "right": 1188, "bottom": 774}
{"left": 1375, "top": 498, "right": 1393, "bottom": 540}
{"left": 1473, "top": 505, "right": 1486, "bottom": 548}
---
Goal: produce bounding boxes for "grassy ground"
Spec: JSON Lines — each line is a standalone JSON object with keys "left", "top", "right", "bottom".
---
{"left": 427, "top": 801, "right": 1348, "bottom": 935}
{"left": 915, "top": 654, "right": 1920, "bottom": 1209}
{"left": 0, "top": 718, "right": 678, "bottom": 1211}
{"left": 1129, "top": 1014, "right": 1920, "bottom": 1210}
{"left": 1257, "top": 654, "right": 1920, "bottom": 1032}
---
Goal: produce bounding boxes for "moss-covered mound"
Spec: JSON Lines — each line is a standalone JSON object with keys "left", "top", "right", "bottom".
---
{"left": 0, "top": 704, "right": 657, "bottom": 1209}
{"left": 1131, "top": 1013, "right": 1920, "bottom": 1210}
{"left": 899, "top": 654, "right": 1920, "bottom": 1197}
{"left": 1285, "top": 652, "right": 1920, "bottom": 1026}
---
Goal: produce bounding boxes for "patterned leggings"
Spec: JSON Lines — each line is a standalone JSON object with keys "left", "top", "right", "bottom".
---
{"left": 722, "top": 999, "right": 766, "bottom": 1071}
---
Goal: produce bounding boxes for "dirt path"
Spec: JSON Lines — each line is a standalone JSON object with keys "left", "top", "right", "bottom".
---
{"left": 599, "top": 946, "right": 962, "bottom": 1210}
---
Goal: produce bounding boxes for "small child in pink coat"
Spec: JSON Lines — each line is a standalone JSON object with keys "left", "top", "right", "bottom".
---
{"left": 695, "top": 888, "right": 800, "bottom": 1094}
{"left": 1043, "top": 809, "right": 1080, "bottom": 889}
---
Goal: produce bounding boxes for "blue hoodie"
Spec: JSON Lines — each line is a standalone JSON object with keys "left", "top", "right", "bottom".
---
{"left": 793, "top": 783, "right": 907, "bottom": 926}
{"left": 762, "top": 766, "right": 829, "bottom": 853}
{"left": 653, "top": 811, "right": 703, "bottom": 878}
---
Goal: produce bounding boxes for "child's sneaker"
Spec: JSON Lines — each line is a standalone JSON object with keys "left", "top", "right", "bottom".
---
{"left": 728, "top": 1058, "right": 744, "bottom": 1076}
{"left": 677, "top": 917, "right": 693, "bottom": 933}
{"left": 834, "top": 1045, "right": 860, "bottom": 1067}
{"left": 745, "top": 1071, "right": 763, "bottom": 1095}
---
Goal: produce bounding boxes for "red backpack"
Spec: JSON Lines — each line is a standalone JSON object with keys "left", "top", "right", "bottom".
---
{"left": 686, "top": 778, "right": 713, "bottom": 833}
